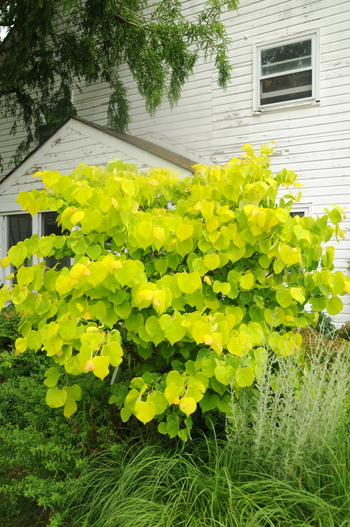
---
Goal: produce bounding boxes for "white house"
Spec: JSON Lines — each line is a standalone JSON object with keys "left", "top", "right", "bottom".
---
{"left": 1, "top": 0, "right": 349, "bottom": 323}
{"left": 0, "top": 116, "right": 198, "bottom": 282}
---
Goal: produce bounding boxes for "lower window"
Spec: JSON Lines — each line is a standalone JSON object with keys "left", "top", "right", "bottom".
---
{"left": 4, "top": 212, "right": 70, "bottom": 279}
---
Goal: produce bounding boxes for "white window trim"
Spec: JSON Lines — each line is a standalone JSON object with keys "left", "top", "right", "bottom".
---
{"left": 291, "top": 203, "right": 313, "bottom": 217}
{"left": 253, "top": 30, "right": 320, "bottom": 113}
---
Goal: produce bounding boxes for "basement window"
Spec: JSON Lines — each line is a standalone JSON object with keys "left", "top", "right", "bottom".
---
{"left": 254, "top": 32, "right": 319, "bottom": 111}
{"left": 290, "top": 203, "right": 312, "bottom": 218}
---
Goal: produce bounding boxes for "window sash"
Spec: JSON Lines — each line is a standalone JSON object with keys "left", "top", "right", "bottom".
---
{"left": 260, "top": 39, "right": 312, "bottom": 77}
{"left": 2, "top": 212, "right": 70, "bottom": 282}
{"left": 254, "top": 32, "right": 319, "bottom": 110}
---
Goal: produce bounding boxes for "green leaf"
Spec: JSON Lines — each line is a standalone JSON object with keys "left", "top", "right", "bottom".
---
{"left": 68, "top": 384, "right": 82, "bottom": 401}
{"left": 217, "top": 394, "right": 232, "bottom": 413}
{"left": 86, "top": 244, "right": 102, "bottom": 260}
{"left": 177, "top": 272, "right": 202, "bottom": 294}
{"left": 236, "top": 366, "right": 255, "bottom": 387}
{"left": 203, "top": 254, "right": 220, "bottom": 271}
{"left": 92, "top": 356, "right": 110, "bottom": 380}
{"left": 155, "top": 259, "right": 167, "bottom": 275}
{"left": 166, "top": 414, "right": 180, "bottom": 438}
{"left": 46, "top": 386, "right": 67, "bottom": 408}
{"left": 145, "top": 316, "right": 165, "bottom": 345}
{"left": 65, "top": 356, "right": 84, "bottom": 375}
{"left": 199, "top": 393, "right": 219, "bottom": 412}
{"left": 0, "top": 288, "right": 10, "bottom": 309}
{"left": 124, "top": 389, "right": 140, "bottom": 411}
{"left": 264, "top": 307, "right": 285, "bottom": 327}
{"left": 125, "top": 313, "right": 144, "bottom": 331}
{"left": 201, "top": 358, "right": 216, "bottom": 377}
{"left": 164, "top": 383, "right": 183, "bottom": 404}
{"left": 135, "top": 400, "right": 156, "bottom": 424}
{"left": 179, "top": 397, "right": 197, "bottom": 417}
{"left": 147, "top": 392, "right": 168, "bottom": 415}
{"left": 42, "top": 170, "right": 61, "bottom": 188}
{"left": 239, "top": 273, "right": 254, "bottom": 290}
{"left": 309, "top": 296, "right": 326, "bottom": 311}
{"left": 159, "top": 314, "right": 187, "bottom": 345}
{"left": 114, "top": 301, "right": 131, "bottom": 319}
{"left": 16, "top": 266, "right": 34, "bottom": 287}
{"left": 8, "top": 245, "right": 27, "bottom": 268}
{"left": 55, "top": 275, "right": 74, "bottom": 296}
{"left": 114, "top": 260, "right": 138, "bottom": 286}
{"left": 326, "top": 296, "right": 343, "bottom": 316}
{"left": 15, "top": 337, "right": 27, "bottom": 356}
{"left": 176, "top": 224, "right": 193, "bottom": 242}
{"left": 327, "top": 208, "right": 342, "bottom": 224}
{"left": 102, "top": 342, "right": 123, "bottom": 366}
{"left": 158, "top": 422, "right": 168, "bottom": 434}
{"left": 276, "top": 288, "right": 293, "bottom": 308}
{"left": 38, "top": 237, "right": 54, "bottom": 256}
{"left": 192, "top": 258, "right": 209, "bottom": 274}
{"left": 44, "top": 335, "right": 64, "bottom": 357}
{"left": 121, "top": 406, "right": 132, "bottom": 423}
{"left": 44, "top": 367, "right": 61, "bottom": 387}
{"left": 290, "top": 287, "right": 305, "bottom": 304}
{"left": 214, "top": 364, "right": 235, "bottom": 385}
{"left": 58, "top": 317, "right": 76, "bottom": 341}
{"left": 280, "top": 245, "right": 301, "bottom": 267}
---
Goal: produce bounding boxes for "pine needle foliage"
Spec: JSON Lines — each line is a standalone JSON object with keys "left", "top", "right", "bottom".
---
{"left": 0, "top": 0, "right": 238, "bottom": 171}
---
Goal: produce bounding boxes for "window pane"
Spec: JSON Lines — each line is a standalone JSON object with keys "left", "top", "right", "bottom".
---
{"left": 42, "top": 211, "right": 64, "bottom": 237}
{"left": 261, "top": 70, "right": 312, "bottom": 105}
{"left": 7, "top": 214, "right": 32, "bottom": 279}
{"left": 290, "top": 211, "right": 305, "bottom": 218}
{"left": 262, "top": 56, "right": 311, "bottom": 76}
{"left": 8, "top": 214, "right": 32, "bottom": 248}
{"left": 41, "top": 212, "right": 70, "bottom": 270}
{"left": 261, "top": 40, "right": 312, "bottom": 76}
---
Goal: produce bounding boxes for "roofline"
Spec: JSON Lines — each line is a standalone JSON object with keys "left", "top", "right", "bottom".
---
{"left": 71, "top": 116, "right": 198, "bottom": 172}
{"left": 0, "top": 116, "right": 198, "bottom": 185}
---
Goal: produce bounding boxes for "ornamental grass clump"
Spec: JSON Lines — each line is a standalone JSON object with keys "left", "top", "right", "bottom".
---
{"left": 66, "top": 433, "right": 346, "bottom": 527}
{"left": 227, "top": 333, "right": 350, "bottom": 477}
{"left": 1, "top": 144, "right": 349, "bottom": 440}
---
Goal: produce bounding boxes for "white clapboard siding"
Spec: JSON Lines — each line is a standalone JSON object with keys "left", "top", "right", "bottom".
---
{"left": 0, "top": 117, "right": 198, "bottom": 283}
{"left": 1, "top": 0, "right": 350, "bottom": 324}
{"left": 0, "top": 119, "right": 196, "bottom": 214}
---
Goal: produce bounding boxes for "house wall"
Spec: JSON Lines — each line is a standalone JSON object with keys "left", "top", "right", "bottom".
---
{"left": 1, "top": 0, "right": 349, "bottom": 322}
{"left": 72, "top": 0, "right": 350, "bottom": 324}
{"left": 0, "top": 119, "right": 194, "bottom": 283}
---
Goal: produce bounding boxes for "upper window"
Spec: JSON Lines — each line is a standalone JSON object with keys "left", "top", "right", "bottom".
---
{"left": 254, "top": 32, "right": 319, "bottom": 111}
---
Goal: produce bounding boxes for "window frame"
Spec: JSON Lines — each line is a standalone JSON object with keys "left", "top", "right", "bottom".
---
{"left": 253, "top": 31, "right": 320, "bottom": 113}
{"left": 290, "top": 203, "right": 313, "bottom": 218}
{"left": 1, "top": 211, "right": 69, "bottom": 285}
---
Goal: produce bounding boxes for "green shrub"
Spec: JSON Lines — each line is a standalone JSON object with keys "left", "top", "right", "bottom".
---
{"left": 0, "top": 367, "right": 130, "bottom": 526}
{"left": 315, "top": 311, "right": 337, "bottom": 340}
{"left": 1, "top": 146, "right": 350, "bottom": 440}
{"left": 337, "top": 321, "right": 350, "bottom": 341}
{"left": 0, "top": 303, "right": 20, "bottom": 378}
